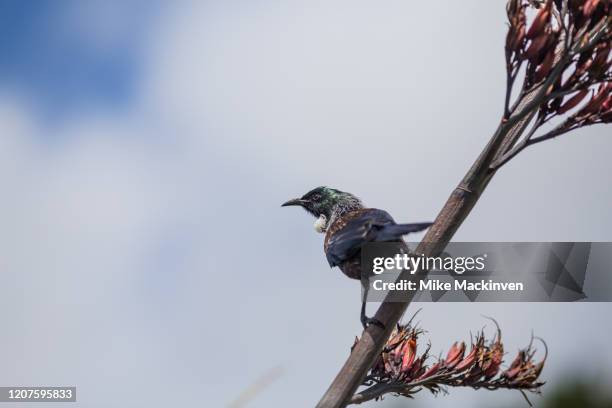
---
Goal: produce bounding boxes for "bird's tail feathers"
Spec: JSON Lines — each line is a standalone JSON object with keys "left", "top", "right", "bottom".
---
{"left": 375, "top": 222, "right": 433, "bottom": 241}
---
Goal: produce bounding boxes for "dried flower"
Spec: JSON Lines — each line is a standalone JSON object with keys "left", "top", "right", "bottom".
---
{"left": 355, "top": 317, "right": 546, "bottom": 404}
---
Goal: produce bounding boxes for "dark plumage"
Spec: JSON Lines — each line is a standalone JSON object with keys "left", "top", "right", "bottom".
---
{"left": 282, "top": 186, "right": 432, "bottom": 328}
{"left": 324, "top": 208, "right": 432, "bottom": 275}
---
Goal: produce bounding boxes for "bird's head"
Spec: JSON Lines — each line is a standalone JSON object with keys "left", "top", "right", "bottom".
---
{"left": 282, "top": 186, "right": 362, "bottom": 232}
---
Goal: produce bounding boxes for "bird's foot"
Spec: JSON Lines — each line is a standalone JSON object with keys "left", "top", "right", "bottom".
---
{"left": 361, "top": 316, "right": 385, "bottom": 330}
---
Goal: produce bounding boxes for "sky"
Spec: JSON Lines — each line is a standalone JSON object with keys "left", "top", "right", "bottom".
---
{"left": 0, "top": 1, "right": 611, "bottom": 407}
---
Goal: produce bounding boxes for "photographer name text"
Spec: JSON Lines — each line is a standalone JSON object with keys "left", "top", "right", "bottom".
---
{"left": 372, "top": 279, "right": 524, "bottom": 292}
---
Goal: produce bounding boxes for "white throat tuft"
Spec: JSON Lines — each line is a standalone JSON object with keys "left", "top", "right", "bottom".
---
{"left": 313, "top": 214, "right": 328, "bottom": 233}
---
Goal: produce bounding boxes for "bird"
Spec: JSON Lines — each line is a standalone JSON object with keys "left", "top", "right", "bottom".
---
{"left": 282, "top": 186, "right": 432, "bottom": 328}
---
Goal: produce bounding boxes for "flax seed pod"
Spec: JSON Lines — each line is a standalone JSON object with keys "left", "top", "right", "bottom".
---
{"left": 575, "top": 53, "right": 593, "bottom": 79}
{"left": 526, "top": 0, "right": 552, "bottom": 39}
{"left": 525, "top": 34, "right": 550, "bottom": 62}
{"left": 579, "top": 83, "right": 610, "bottom": 115}
{"left": 534, "top": 47, "right": 555, "bottom": 82}
{"left": 557, "top": 89, "right": 589, "bottom": 114}
{"left": 590, "top": 41, "right": 611, "bottom": 76}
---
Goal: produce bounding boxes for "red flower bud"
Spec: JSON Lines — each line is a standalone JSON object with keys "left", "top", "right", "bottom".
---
{"left": 401, "top": 337, "right": 417, "bottom": 372}
{"left": 418, "top": 362, "right": 441, "bottom": 380}
{"left": 456, "top": 348, "right": 478, "bottom": 372}
{"left": 583, "top": 0, "right": 601, "bottom": 17}
{"left": 445, "top": 341, "right": 466, "bottom": 368}
{"left": 503, "top": 365, "right": 523, "bottom": 380}
{"left": 483, "top": 346, "right": 504, "bottom": 379}
{"left": 603, "top": 95, "right": 612, "bottom": 112}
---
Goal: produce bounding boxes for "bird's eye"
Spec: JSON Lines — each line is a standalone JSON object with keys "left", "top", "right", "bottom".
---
{"left": 312, "top": 194, "right": 321, "bottom": 201}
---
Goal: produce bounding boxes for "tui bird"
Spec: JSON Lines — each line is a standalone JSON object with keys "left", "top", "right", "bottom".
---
{"left": 282, "top": 186, "right": 432, "bottom": 328}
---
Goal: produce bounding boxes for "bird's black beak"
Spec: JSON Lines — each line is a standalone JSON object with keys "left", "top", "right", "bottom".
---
{"left": 281, "top": 198, "right": 308, "bottom": 207}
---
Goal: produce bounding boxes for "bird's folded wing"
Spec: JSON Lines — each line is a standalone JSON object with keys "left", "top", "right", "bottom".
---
{"left": 325, "top": 209, "right": 432, "bottom": 267}
{"left": 325, "top": 209, "right": 395, "bottom": 267}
